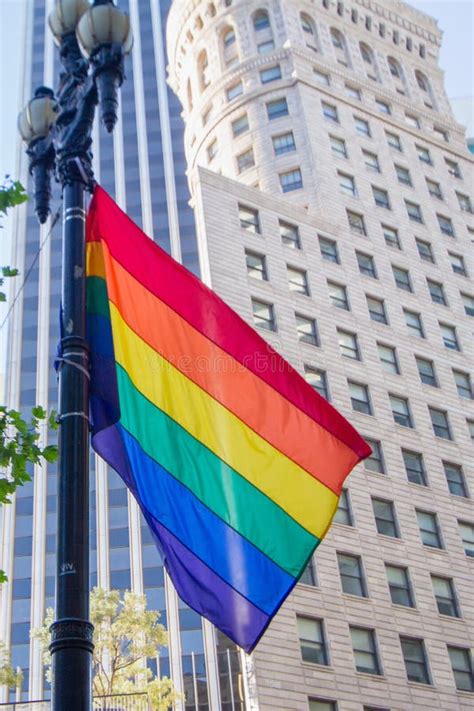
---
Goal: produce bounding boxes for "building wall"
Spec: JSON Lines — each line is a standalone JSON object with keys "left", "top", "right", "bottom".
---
{"left": 169, "top": 0, "right": 474, "bottom": 709}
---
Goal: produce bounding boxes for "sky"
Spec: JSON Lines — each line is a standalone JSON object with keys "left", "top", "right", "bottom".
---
{"left": 0, "top": 0, "right": 473, "bottom": 381}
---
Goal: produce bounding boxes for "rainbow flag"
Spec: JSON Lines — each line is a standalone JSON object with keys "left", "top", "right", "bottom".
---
{"left": 86, "top": 186, "right": 371, "bottom": 652}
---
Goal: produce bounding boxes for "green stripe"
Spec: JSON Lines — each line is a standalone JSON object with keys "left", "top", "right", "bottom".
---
{"left": 86, "top": 276, "right": 110, "bottom": 318}
{"left": 116, "top": 364, "right": 317, "bottom": 577}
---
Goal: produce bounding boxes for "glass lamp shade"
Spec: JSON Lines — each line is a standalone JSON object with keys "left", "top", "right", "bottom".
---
{"left": 76, "top": 4, "right": 133, "bottom": 57}
{"left": 48, "top": 0, "right": 91, "bottom": 44}
{"left": 17, "top": 89, "right": 58, "bottom": 143}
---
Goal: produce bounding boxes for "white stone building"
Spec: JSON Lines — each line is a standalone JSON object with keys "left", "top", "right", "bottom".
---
{"left": 166, "top": 0, "right": 474, "bottom": 709}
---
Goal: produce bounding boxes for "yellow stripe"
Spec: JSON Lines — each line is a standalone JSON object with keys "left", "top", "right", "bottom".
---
{"left": 87, "top": 242, "right": 106, "bottom": 279}
{"left": 109, "top": 303, "right": 337, "bottom": 538}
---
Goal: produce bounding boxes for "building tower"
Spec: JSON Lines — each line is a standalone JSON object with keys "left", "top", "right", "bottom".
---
{"left": 1, "top": 1, "right": 247, "bottom": 708}
{"left": 167, "top": 0, "right": 474, "bottom": 709}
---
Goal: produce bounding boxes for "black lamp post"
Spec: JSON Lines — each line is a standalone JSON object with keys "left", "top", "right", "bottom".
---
{"left": 17, "top": 2, "right": 132, "bottom": 709}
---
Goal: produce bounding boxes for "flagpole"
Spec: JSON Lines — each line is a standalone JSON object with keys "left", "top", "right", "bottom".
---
{"left": 17, "top": 2, "right": 132, "bottom": 709}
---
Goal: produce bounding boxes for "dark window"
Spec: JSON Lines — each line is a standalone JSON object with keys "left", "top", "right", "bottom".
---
{"left": 297, "top": 617, "right": 328, "bottom": 665}
{"left": 404, "top": 310, "right": 424, "bottom": 338}
{"left": 415, "top": 357, "right": 437, "bottom": 386}
{"left": 400, "top": 637, "right": 431, "bottom": 685}
{"left": 437, "top": 214, "right": 455, "bottom": 236}
{"left": 386, "top": 565, "right": 414, "bottom": 607}
{"left": 260, "top": 65, "right": 282, "bottom": 84}
{"left": 448, "top": 647, "right": 474, "bottom": 692}
{"left": 280, "top": 169, "right": 303, "bottom": 192}
{"left": 267, "top": 98, "right": 289, "bottom": 120}
{"left": 459, "top": 521, "right": 474, "bottom": 557}
{"left": 389, "top": 395, "right": 413, "bottom": 428}
{"left": 349, "top": 381, "right": 371, "bottom": 414}
{"left": 393, "top": 266, "right": 412, "bottom": 292}
{"left": 328, "top": 281, "right": 349, "bottom": 310}
{"left": 431, "top": 576, "right": 459, "bottom": 617}
{"left": 304, "top": 366, "right": 330, "bottom": 400}
{"left": 443, "top": 462, "right": 468, "bottom": 497}
{"left": 356, "top": 252, "right": 377, "bottom": 278}
{"left": 280, "top": 220, "right": 301, "bottom": 248}
{"left": 416, "top": 510, "right": 442, "bottom": 548}
{"left": 350, "top": 627, "right": 381, "bottom": 675}
{"left": 319, "top": 236, "right": 339, "bottom": 262}
{"left": 406, "top": 201, "right": 423, "bottom": 223}
{"left": 373, "top": 498, "right": 398, "bottom": 538}
{"left": 367, "top": 296, "right": 388, "bottom": 324}
{"left": 364, "top": 439, "right": 384, "bottom": 474}
{"left": 382, "top": 225, "right": 400, "bottom": 249}
{"left": 246, "top": 251, "right": 268, "bottom": 280}
{"left": 378, "top": 343, "right": 399, "bottom": 374}
{"left": 238, "top": 204, "right": 260, "bottom": 232}
{"left": 337, "top": 553, "right": 367, "bottom": 597}
{"left": 429, "top": 407, "right": 452, "bottom": 440}
{"left": 440, "top": 323, "right": 459, "bottom": 351}
{"left": 402, "top": 450, "right": 427, "bottom": 486}
{"left": 427, "top": 279, "right": 447, "bottom": 305}
{"left": 334, "top": 489, "right": 352, "bottom": 525}
{"left": 347, "top": 210, "right": 366, "bottom": 235}
{"left": 373, "top": 187, "right": 390, "bottom": 209}
{"left": 322, "top": 102, "right": 339, "bottom": 122}
{"left": 300, "top": 558, "right": 317, "bottom": 586}
{"left": 416, "top": 239, "right": 434, "bottom": 262}
{"left": 272, "top": 131, "right": 296, "bottom": 155}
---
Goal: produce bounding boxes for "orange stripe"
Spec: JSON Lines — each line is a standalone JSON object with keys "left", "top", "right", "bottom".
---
{"left": 88, "top": 242, "right": 358, "bottom": 494}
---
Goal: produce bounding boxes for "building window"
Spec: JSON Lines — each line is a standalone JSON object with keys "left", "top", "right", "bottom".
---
{"left": 406, "top": 201, "right": 423, "bottom": 223}
{"left": 462, "top": 293, "right": 474, "bottom": 316}
{"left": 389, "top": 395, "right": 413, "bottom": 428}
{"left": 359, "top": 42, "right": 378, "bottom": 82}
{"left": 404, "top": 309, "right": 424, "bottom": 338}
{"left": 252, "top": 299, "right": 276, "bottom": 331}
{"left": 373, "top": 187, "right": 390, "bottom": 209}
{"left": 257, "top": 39, "right": 275, "bottom": 54}
{"left": 331, "top": 28, "right": 350, "bottom": 66}
{"left": 334, "top": 489, "right": 352, "bottom": 525}
{"left": 400, "top": 637, "right": 431, "bottom": 685}
{"left": 304, "top": 366, "right": 330, "bottom": 400}
{"left": 297, "top": 617, "right": 328, "bottom": 665}
{"left": 314, "top": 69, "right": 330, "bottom": 85}
{"left": 206, "top": 139, "right": 218, "bottom": 162}
{"left": 222, "top": 26, "right": 236, "bottom": 48}
{"left": 337, "top": 172, "right": 357, "bottom": 197}
{"left": 288, "top": 266, "right": 309, "bottom": 295}
{"left": 338, "top": 330, "right": 360, "bottom": 360}
{"left": 417, "top": 510, "right": 442, "bottom": 548}
{"left": 253, "top": 9, "right": 270, "bottom": 31}
{"left": 444, "top": 461, "right": 468, "bottom": 498}
{"left": 300, "top": 557, "right": 317, "bottom": 586}
{"left": 453, "top": 370, "right": 473, "bottom": 399}
{"left": 440, "top": 322, "right": 459, "bottom": 350}
{"left": 231, "top": 113, "right": 249, "bottom": 137}
{"left": 280, "top": 169, "right": 303, "bottom": 192}
{"left": 415, "top": 357, "right": 437, "bottom": 387}
{"left": 395, "top": 165, "right": 412, "bottom": 186}
{"left": 237, "top": 148, "right": 255, "bottom": 173}
{"left": 426, "top": 179, "right": 442, "bottom": 199}
{"left": 350, "top": 627, "right": 381, "bottom": 675}
{"left": 364, "top": 439, "right": 385, "bottom": 474}
{"left": 429, "top": 407, "right": 452, "bottom": 440}
{"left": 466, "top": 420, "right": 474, "bottom": 443}
{"left": 373, "top": 498, "right": 398, "bottom": 537}
{"left": 367, "top": 296, "right": 388, "bottom": 324}
{"left": 363, "top": 150, "right": 380, "bottom": 173}
{"left": 272, "top": 132, "right": 296, "bottom": 155}
{"left": 328, "top": 281, "right": 349, "bottom": 310}
{"left": 382, "top": 225, "right": 400, "bottom": 249}
{"left": 416, "top": 144, "right": 432, "bottom": 164}
{"left": 378, "top": 343, "right": 399, "bottom": 374}
{"left": 330, "top": 135, "right": 348, "bottom": 158}
{"left": 300, "top": 13, "right": 319, "bottom": 51}
{"left": 266, "top": 97, "right": 289, "bottom": 120}
{"left": 356, "top": 251, "right": 377, "bottom": 278}
{"left": 349, "top": 381, "right": 372, "bottom": 415}
{"left": 431, "top": 576, "right": 459, "bottom": 617}
{"left": 296, "top": 314, "right": 318, "bottom": 345}
{"left": 448, "top": 647, "right": 474, "bottom": 692}
{"left": 280, "top": 220, "right": 300, "bottom": 248}
{"left": 238, "top": 204, "right": 260, "bottom": 232}
{"left": 354, "top": 116, "right": 370, "bottom": 136}
{"left": 386, "top": 131, "right": 402, "bottom": 151}
{"left": 347, "top": 210, "right": 366, "bottom": 235}
{"left": 456, "top": 192, "right": 472, "bottom": 213}
{"left": 426, "top": 279, "right": 447, "bottom": 305}
{"left": 445, "top": 158, "right": 461, "bottom": 178}
{"left": 449, "top": 252, "right": 467, "bottom": 276}
{"left": 337, "top": 553, "right": 367, "bottom": 597}
{"left": 459, "top": 521, "right": 474, "bottom": 557}
{"left": 386, "top": 565, "right": 414, "bottom": 607}
{"left": 319, "top": 236, "right": 339, "bottom": 263}
{"left": 405, "top": 113, "right": 420, "bottom": 129}
{"left": 376, "top": 98, "right": 391, "bottom": 114}
{"left": 392, "top": 266, "right": 412, "bottom": 292}
{"left": 260, "top": 65, "right": 282, "bottom": 84}
{"left": 402, "top": 450, "right": 427, "bottom": 486}
{"left": 416, "top": 238, "right": 434, "bottom": 262}
{"left": 322, "top": 102, "right": 339, "bottom": 122}
{"left": 245, "top": 251, "right": 267, "bottom": 280}
{"left": 309, "top": 700, "right": 337, "bottom": 711}
{"left": 437, "top": 214, "right": 455, "bottom": 236}
{"left": 226, "top": 81, "right": 243, "bottom": 101}
{"left": 345, "top": 84, "right": 361, "bottom": 100}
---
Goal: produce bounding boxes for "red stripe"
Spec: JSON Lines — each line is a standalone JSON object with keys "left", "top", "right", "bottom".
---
{"left": 86, "top": 186, "right": 371, "bottom": 459}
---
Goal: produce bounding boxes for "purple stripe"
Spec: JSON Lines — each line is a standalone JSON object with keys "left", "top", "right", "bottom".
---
{"left": 92, "top": 424, "right": 271, "bottom": 652}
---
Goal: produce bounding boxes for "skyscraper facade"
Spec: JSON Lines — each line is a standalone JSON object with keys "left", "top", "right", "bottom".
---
{"left": 166, "top": 0, "right": 474, "bottom": 709}
{"left": 1, "top": 1, "right": 245, "bottom": 708}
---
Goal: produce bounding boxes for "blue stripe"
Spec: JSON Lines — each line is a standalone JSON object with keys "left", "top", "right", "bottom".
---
{"left": 118, "top": 425, "right": 294, "bottom": 614}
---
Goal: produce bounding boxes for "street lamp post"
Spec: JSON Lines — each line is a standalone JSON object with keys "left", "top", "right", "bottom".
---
{"left": 18, "top": 2, "right": 132, "bottom": 709}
